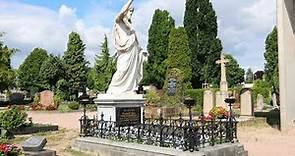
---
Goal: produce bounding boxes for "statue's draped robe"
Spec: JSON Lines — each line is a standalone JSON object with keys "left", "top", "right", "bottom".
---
{"left": 107, "top": 21, "right": 146, "bottom": 94}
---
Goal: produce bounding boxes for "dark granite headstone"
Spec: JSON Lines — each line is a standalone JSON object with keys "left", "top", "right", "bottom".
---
{"left": 167, "top": 78, "right": 177, "bottom": 96}
{"left": 9, "top": 92, "right": 25, "bottom": 105}
{"left": 22, "top": 137, "right": 47, "bottom": 152}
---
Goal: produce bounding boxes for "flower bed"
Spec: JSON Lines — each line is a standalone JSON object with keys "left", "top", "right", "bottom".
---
{"left": 0, "top": 144, "right": 22, "bottom": 156}
{"left": 209, "top": 106, "right": 229, "bottom": 119}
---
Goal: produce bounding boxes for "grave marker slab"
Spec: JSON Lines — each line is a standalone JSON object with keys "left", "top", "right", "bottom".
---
{"left": 240, "top": 90, "right": 253, "bottom": 116}
{"left": 22, "top": 137, "right": 47, "bottom": 152}
{"left": 40, "top": 90, "right": 54, "bottom": 107}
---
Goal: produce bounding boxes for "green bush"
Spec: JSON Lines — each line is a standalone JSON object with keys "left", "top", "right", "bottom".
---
{"left": 185, "top": 89, "right": 204, "bottom": 107}
{"left": 145, "top": 89, "right": 162, "bottom": 106}
{"left": 185, "top": 89, "right": 204, "bottom": 114}
{"left": 0, "top": 107, "right": 27, "bottom": 131}
{"left": 67, "top": 102, "right": 80, "bottom": 110}
{"left": 0, "top": 107, "right": 27, "bottom": 139}
{"left": 252, "top": 80, "right": 272, "bottom": 104}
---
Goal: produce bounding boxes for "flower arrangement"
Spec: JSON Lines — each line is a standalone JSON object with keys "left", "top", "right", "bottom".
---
{"left": 0, "top": 144, "right": 22, "bottom": 156}
{"left": 199, "top": 114, "right": 214, "bottom": 121}
{"left": 209, "top": 106, "right": 228, "bottom": 119}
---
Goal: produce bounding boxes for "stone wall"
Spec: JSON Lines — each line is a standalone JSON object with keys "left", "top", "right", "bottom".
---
{"left": 72, "top": 137, "right": 248, "bottom": 156}
{"left": 277, "top": 0, "right": 295, "bottom": 130}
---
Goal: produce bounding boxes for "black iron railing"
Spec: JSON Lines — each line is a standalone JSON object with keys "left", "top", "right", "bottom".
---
{"left": 79, "top": 112, "right": 238, "bottom": 152}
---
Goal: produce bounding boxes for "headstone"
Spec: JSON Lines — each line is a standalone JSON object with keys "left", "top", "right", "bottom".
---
{"left": 240, "top": 90, "right": 253, "bottom": 116}
{"left": 22, "top": 137, "right": 56, "bottom": 156}
{"left": 9, "top": 92, "right": 25, "bottom": 104}
{"left": 22, "top": 137, "right": 47, "bottom": 151}
{"left": 256, "top": 94, "right": 264, "bottom": 111}
{"left": 215, "top": 91, "right": 228, "bottom": 109}
{"left": 40, "top": 90, "right": 54, "bottom": 107}
{"left": 203, "top": 90, "right": 214, "bottom": 115}
{"left": 167, "top": 78, "right": 177, "bottom": 96}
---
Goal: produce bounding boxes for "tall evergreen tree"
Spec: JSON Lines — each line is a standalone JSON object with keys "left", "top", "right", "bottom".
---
{"left": 166, "top": 27, "right": 192, "bottom": 85}
{"left": 264, "top": 27, "right": 279, "bottom": 88}
{"left": 0, "top": 33, "right": 17, "bottom": 92}
{"left": 225, "top": 54, "right": 245, "bottom": 87}
{"left": 94, "top": 35, "right": 116, "bottom": 92}
{"left": 184, "top": 0, "right": 222, "bottom": 88}
{"left": 143, "top": 9, "right": 175, "bottom": 89}
{"left": 245, "top": 68, "right": 254, "bottom": 83}
{"left": 63, "top": 32, "right": 88, "bottom": 99}
{"left": 18, "top": 48, "right": 48, "bottom": 95}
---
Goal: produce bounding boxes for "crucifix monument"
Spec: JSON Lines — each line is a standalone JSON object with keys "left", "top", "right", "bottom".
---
{"left": 215, "top": 53, "right": 230, "bottom": 109}
{"left": 216, "top": 53, "right": 229, "bottom": 92}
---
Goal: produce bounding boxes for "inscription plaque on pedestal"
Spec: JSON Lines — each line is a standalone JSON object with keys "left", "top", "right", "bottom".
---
{"left": 116, "top": 107, "right": 141, "bottom": 127}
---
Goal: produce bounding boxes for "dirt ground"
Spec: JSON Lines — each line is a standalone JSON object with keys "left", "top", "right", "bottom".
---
{"left": 24, "top": 111, "right": 295, "bottom": 156}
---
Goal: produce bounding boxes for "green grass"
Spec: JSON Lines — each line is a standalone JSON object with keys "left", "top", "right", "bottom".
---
{"left": 57, "top": 103, "right": 73, "bottom": 113}
{"left": 64, "top": 148, "right": 97, "bottom": 156}
{"left": 238, "top": 118, "right": 269, "bottom": 129}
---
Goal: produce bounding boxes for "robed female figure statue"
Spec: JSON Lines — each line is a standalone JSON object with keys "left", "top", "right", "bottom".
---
{"left": 107, "top": 0, "right": 148, "bottom": 94}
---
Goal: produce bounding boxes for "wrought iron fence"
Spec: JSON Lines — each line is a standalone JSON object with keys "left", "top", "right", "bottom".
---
{"left": 79, "top": 112, "right": 238, "bottom": 152}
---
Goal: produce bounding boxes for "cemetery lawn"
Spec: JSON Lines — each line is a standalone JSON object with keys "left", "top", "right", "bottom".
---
{"left": 12, "top": 129, "right": 94, "bottom": 156}
{"left": 8, "top": 111, "right": 295, "bottom": 156}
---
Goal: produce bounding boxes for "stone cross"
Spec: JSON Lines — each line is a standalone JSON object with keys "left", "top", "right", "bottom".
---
{"left": 216, "top": 53, "right": 229, "bottom": 92}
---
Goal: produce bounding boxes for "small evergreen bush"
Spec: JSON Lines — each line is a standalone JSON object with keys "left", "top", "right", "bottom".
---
{"left": 67, "top": 102, "right": 80, "bottom": 110}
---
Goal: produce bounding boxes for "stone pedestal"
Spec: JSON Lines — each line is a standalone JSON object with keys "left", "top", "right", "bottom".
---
{"left": 94, "top": 94, "right": 145, "bottom": 124}
{"left": 240, "top": 90, "right": 253, "bottom": 116}
{"left": 220, "top": 81, "right": 228, "bottom": 92}
{"left": 215, "top": 91, "right": 229, "bottom": 109}
{"left": 203, "top": 90, "right": 214, "bottom": 115}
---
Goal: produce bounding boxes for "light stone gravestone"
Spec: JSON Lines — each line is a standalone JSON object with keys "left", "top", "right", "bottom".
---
{"left": 203, "top": 90, "right": 214, "bottom": 115}
{"left": 215, "top": 91, "right": 228, "bottom": 109}
{"left": 240, "top": 90, "right": 253, "bottom": 116}
{"left": 256, "top": 94, "right": 264, "bottom": 111}
{"left": 40, "top": 90, "right": 54, "bottom": 107}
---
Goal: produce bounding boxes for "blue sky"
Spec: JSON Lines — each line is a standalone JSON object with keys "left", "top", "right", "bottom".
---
{"left": 0, "top": 0, "right": 276, "bottom": 71}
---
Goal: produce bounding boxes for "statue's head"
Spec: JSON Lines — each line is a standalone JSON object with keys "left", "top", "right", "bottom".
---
{"left": 125, "top": 7, "right": 134, "bottom": 21}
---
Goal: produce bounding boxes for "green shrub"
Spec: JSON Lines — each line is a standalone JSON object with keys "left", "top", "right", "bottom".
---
{"left": 53, "top": 95, "right": 62, "bottom": 108}
{"left": 33, "top": 93, "right": 40, "bottom": 105}
{"left": 0, "top": 107, "right": 27, "bottom": 139}
{"left": 0, "top": 107, "right": 27, "bottom": 131}
{"left": 146, "top": 89, "right": 162, "bottom": 106}
{"left": 252, "top": 80, "right": 271, "bottom": 104}
{"left": 67, "top": 102, "right": 80, "bottom": 110}
{"left": 185, "top": 89, "right": 204, "bottom": 107}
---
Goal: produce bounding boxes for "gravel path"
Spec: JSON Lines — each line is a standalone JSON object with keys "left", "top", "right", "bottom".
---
{"left": 27, "top": 111, "right": 97, "bottom": 130}
{"left": 26, "top": 111, "right": 295, "bottom": 156}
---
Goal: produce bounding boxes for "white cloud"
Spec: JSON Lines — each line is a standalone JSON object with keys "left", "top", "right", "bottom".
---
{"left": 0, "top": 0, "right": 276, "bottom": 72}
{"left": 0, "top": 1, "right": 111, "bottom": 68}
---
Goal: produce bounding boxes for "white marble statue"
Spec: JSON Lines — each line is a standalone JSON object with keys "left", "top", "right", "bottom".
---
{"left": 107, "top": 0, "right": 148, "bottom": 94}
